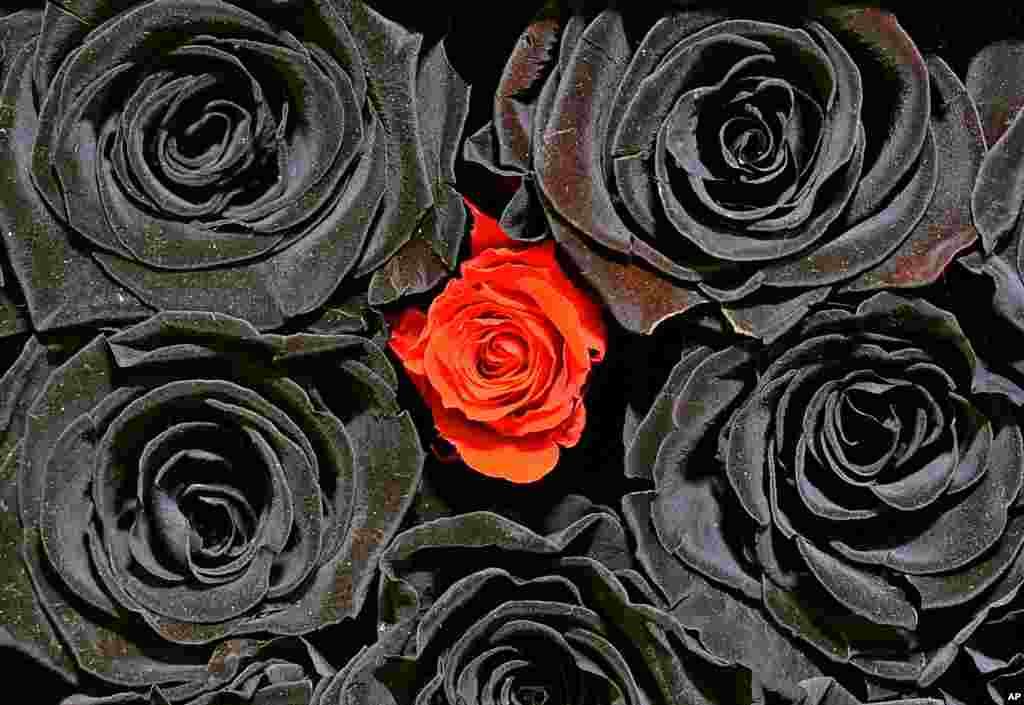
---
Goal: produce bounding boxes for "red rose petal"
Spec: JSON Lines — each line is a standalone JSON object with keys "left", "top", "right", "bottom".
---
{"left": 386, "top": 201, "right": 606, "bottom": 482}
{"left": 465, "top": 196, "right": 520, "bottom": 256}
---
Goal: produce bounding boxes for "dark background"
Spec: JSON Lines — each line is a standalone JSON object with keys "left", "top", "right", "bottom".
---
{"left": 2, "top": 0, "right": 1022, "bottom": 702}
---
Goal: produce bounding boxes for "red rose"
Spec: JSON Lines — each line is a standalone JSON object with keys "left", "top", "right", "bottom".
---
{"left": 388, "top": 199, "right": 606, "bottom": 483}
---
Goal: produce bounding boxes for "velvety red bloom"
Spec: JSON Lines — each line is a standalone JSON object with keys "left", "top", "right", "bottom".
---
{"left": 388, "top": 199, "right": 606, "bottom": 483}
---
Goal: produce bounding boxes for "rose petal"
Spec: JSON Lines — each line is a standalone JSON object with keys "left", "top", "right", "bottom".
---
{"left": 763, "top": 577, "right": 851, "bottom": 663}
{"left": 535, "top": 10, "right": 633, "bottom": 255}
{"left": 725, "top": 395, "right": 772, "bottom": 527}
{"left": 831, "top": 423, "right": 1023, "bottom": 574}
{"left": 345, "top": 3, "right": 433, "bottom": 279}
{"left": 368, "top": 234, "right": 450, "bottom": 307}
{"left": 414, "top": 40, "right": 471, "bottom": 269}
{"left": 242, "top": 410, "right": 422, "bottom": 634}
{"left": 908, "top": 514, "right": 1024, "bottom": 610}
{"left": 868, "top": 436, "right": 958, "bottom": 511}
{"left": 0, "top": 41, "right": 150, "bottom": 331}
{"left": 489, "top": 8, "right": 562, "bottom": 173}
{"left": 823, "top": 7, "right": 930, "bottom": 224}
{"left": 22, "top": 527, "right": 225, "bottom": 688}
{"left": 973, "top": 105, "right": 1024, "bottom": 252}
{"left": 722, "top": 287, "right": 833, "bottom": 342}
{"left": 39, "top": 412, "right": 117, "bottom": 614}
{"left": 436, "top": 409, "right": 560, "bottom": 484}
{"left": 797, "top": 538, "right": 918, "bottom": 630}
{"left": 462, "top": 241, "right": 607, "bottom": 364}
{"left": 966, "top": 40, "right": 1024, "bottom": 149}
{"left": 609, "top": 8, "right": 727, "bottom": 237}
{"left": 762, "top": 126, "right": 938, "bottom": 287}
{"left": 624, "top": 346, "right": 715, "bottom": 482}
{"left": 466, "top": 197, "right": 520, "bottom": 256}
{"left": 844, "top": 56, "right": 984, "bottom": 287}
{"left": 547, "top": 210, "right": 709, "bottom": 334}
{"left": 653, "top": 438, "right": 762, "bottom": 599}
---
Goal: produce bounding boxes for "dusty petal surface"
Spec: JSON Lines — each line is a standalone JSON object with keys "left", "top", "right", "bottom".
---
{"left": 0, "top": 311, "right": 422, "bottom": 699}
{"left": 466, "top": 5, "right": 980, "bottom": 339}
{"left": 0, "top": 2, "right": 469, "bottom": 332}
{"left": 623, "top": 292, "right": 1024, "bottom": 698}
{"left": 313, "top": 497, "right": 920, "bottom": 705}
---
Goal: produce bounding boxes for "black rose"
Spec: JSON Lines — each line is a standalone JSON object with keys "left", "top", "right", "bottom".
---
{"left": 466, "top": 5, "right": 985, "bottom": 340}
{"left": 0, "top": 0, "right": 469, "bottom": 332}
{"left": 314, "top": 497, "right": 933, "bottom": 705}
{"left": 0, "top": 311, "right": 422, "bottom": 698}
{"left": 622, "top": 293, "right": 1024, "bottom": 697}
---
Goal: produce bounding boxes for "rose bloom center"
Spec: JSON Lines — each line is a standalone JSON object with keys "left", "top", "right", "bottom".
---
{"left": 478, "top": 331, "right": 529, "bottom": 378}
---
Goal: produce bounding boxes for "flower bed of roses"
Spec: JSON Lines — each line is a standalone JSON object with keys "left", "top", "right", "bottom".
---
{"left": 1, "top": 2, "right": 1024, "bottom": 705}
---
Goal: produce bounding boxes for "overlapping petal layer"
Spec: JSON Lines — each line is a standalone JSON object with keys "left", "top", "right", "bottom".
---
{"left": 0, "top": 2, "right": 470, "bottom": 331}
{"left": 0, "top": 311, "right": 423, "bottom": 698}
{"left": 623, "top": 293, "right": 1024, "bottom": 695}
{"left": 467, "top": 6, "right": 983, "bottom": 339}
{"left": 389, "top": 204, "right": 606, "bottom": 483}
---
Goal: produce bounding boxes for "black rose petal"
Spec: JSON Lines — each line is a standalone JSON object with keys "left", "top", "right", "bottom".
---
{"left": 907, "top": 515, "right": 1024, "bottom": 610}
{"left": 546, "top": 205, "right": 711, "bottom": 335}
{"left": 955, "top": 41, "right": 1024, "bottom": 342}
{"left": 842, "top": 57, "right": 985, "bottom": 292}
{"left": 0, "top": 311, "right": 423, "bottom": 697}
{"left": 314, "top": 498, "right": 824, "bottom": 705}
{"left": 59, "top": 637, "right": 335, "bottom": 705}
{"left": 820, "top": 7, "right": 930, "bottom": 225}
{"left": 0, "top": 1, "right": 469, "bottom": 332}
{"left": 467, "top": 6, "right": 979, "bottom": 339}
{"left": 0, "top": 11, "right": 30, "bottom": 339}
{"left": 623, "top": 490, "right": 827, "bottom": 695}
{"left": 971, "top": 96, "right": 1024, "bottom": 253}
{"left": 0, "top": 9, "right": 152, "bottom": 331}
{"left": 966, "top": 42, "right": 1024, "bottom": 154}
{"left": 366, "top": 35, "right": 470, "bottom": 306}
{"left": 622, "top": 291, "right": 1024, "bottom": 698}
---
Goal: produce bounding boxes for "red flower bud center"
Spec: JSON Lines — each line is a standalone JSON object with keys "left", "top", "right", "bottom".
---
{"left": 479, "top": 331, "right": 529, "bottom": 378}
